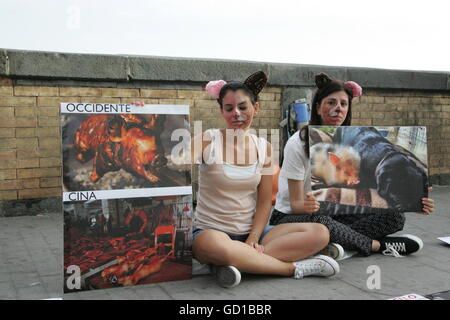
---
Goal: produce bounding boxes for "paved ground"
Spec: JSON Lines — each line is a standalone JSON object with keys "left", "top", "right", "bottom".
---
{"left": 1, "top": 186, "right": 449, "bottom": 300}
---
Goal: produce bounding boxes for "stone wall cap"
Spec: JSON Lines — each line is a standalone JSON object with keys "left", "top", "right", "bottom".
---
{"left": 0, "top": 48, "right": 449, "bottom": 90}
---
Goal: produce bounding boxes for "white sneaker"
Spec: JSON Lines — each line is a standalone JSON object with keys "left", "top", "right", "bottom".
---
{"left": 318, "top": 243, "right": 345, "bottom": 260}
{"left": 293, "top": 255, "right": 340, "bottom": 279}
{"left": 210, "top": 265, "right": 241, "bottom": 288}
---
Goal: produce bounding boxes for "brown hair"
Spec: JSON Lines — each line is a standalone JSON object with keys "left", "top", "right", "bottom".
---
{"left": 300, "top": 73, "right": 354, "bottom": 157}
{"left": 217, "top": 71, "right": 268, "bottom": 108}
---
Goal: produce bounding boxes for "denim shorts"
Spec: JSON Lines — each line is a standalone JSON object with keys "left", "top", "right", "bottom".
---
{"left": 192, "top": 225, "right": 274, "bottom": 243}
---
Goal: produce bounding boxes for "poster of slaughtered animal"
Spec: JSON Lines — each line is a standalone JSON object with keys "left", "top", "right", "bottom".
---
{"left": 61, "top": 103, "right": 193, "bottom": 292}
{"left": 63, "top": 195, "right": 193, "bottom": 292}
{"left": 309, "top": 126, "right": 429, "bottom": 214}
{"left": 61, "top": 103, "right": 191, "bottom": 197}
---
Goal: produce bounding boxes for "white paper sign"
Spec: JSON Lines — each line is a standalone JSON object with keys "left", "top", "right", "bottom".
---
{"left": 389, "top": 293, "right": 429, "bottom": 300}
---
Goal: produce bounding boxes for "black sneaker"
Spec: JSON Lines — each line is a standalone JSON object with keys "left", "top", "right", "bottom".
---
{"left": 378, "top": 234, "right": 423, "bottom": 257}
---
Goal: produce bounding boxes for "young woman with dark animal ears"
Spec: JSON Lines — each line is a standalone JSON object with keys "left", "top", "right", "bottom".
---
{"left": 270, "top": 73, "right": 435, "bottom": 258}
{"left": 190, "top": 71, "right": 340, "bottom": 288}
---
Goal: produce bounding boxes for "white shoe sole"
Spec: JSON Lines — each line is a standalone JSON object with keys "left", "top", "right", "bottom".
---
{"left": 314, "top": 255, "right": 340, "bottom": 276}
{"left": 320, "top": 243, "right": 345, "bottom": 260}
{"left": 212, "top": 265, "right": 241, "bottom": 288}
{"left": 399, "top": 234, "right": 424, "bottom": 252}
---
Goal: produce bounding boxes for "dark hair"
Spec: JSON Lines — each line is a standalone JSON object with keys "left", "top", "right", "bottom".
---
{"left": 218, "top": 82, "right": 257, "bottom": 107}
{"left": 217, "top": 71, "right": 268, "bottom": 108}
{"left": 301, "top": 73, "right": 354, "bottom": 157}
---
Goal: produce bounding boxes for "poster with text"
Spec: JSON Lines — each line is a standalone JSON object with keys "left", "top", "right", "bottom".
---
{"left": 62, "top": 103, "right": 193, "bottom": 292}
{"left": 308, "top": 126, "right": 428, "bottom": 214}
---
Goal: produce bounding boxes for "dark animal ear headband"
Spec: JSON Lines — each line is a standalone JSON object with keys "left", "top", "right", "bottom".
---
{"left": 243, "top": 71, "right": 268, "bottom": 97}
{"left": 315, "top": 72, "right": 363, "bottom": 98}
{"left": 205, "top": 71, "right": 268, "bottom": 99}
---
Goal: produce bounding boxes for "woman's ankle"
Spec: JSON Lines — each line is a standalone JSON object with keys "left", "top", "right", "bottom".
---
{"left": 371, "top": 240, "right": 381, "bottom": 252}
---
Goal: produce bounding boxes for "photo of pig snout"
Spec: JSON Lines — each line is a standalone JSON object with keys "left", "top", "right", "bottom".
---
{"left": 311, "top": 143, "right": 361, "bottom": 187}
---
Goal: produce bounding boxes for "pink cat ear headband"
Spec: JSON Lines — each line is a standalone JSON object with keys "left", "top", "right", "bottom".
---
{"left": 344, "top": 81, "right": 363, "bottom": 98}
{"left": 205, "top": 73, "right": 361, "bottom": 99}
{"left": 205, "top": 71, "right": 268, "bottom": 99}
{"left": 315, "top": 73, "right": 362, "bottom": 98}
{"left": 205, "top": 80, "right": 226, "bottom": 99}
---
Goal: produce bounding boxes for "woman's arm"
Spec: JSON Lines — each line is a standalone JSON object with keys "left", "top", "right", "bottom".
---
{"left": 246, "top": 143, "right": 273, "bottom": 252}
{"left": 281, "top": 136, "right": 320, "bottom": 215}
{"left": 287, "top": 179, "right": 320, "bottom": 214}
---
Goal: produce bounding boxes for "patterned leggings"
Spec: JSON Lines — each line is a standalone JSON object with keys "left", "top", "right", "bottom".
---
{"left": 269, "top": 209, "right": 406, "bottom": 256}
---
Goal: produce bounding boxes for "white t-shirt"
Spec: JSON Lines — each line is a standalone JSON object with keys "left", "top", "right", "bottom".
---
{"left": 274, "top": 130, "right": 311, "bottom": 214}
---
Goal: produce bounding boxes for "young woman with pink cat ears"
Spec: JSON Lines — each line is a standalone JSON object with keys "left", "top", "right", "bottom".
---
{"left": 190, "top": 71, "right": 340, "bottom": 288}
{"left": 270, "top": 73, "right": 435, "bottom": 259}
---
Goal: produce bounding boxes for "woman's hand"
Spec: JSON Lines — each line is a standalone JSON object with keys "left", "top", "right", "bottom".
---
{"left": 293, "top": 192, "right": 320, "bottom": 214}
{"left": 302, "top": 192, "right": 321, "bottom": 214}
{"left": 288, "top": 179, "right": 320, "bottom": 214}
{"left": 245, "top": 233, "right": 264, "bottom": 254}
{"left": 416, "top": 187, "right": 434, "bottom": 215}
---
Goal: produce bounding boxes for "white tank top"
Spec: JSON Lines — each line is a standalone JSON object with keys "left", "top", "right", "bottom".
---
{"left": 194, "top": 129, "right": 267, "bottom": 235}
{"left": 223, "top": 162, "right": 258, "bottom": 179}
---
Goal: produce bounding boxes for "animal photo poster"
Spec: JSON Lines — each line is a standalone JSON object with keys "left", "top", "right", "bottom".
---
{"left": 61, "top": 103, "right": 193, "bottom": 292}
{"left": 309, "top": 126, "right": 429, "bottom": 214}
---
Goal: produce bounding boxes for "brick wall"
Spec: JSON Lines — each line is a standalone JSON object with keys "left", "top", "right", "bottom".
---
{"left": 0, "top": 49, "right": 449, "bottom": 215}
{"left": 0, "top": 78, "right": 282, "bottom": 203}
{"left": 2, "top": 78, "right": 450, "bottom": 205}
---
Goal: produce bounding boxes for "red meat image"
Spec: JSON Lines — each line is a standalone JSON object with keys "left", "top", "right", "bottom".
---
{"left": 73, "top": 114, "right": 167, "bottom": 183}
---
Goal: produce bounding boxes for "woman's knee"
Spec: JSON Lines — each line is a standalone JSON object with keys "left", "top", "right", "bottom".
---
{"left": 302, "top": 223, "right": 330, "bottom": 249}
{"left": 192, "top": 230, "right": 234, "bottom": 265}
{"left": 311, "top": 223, "right": 330, "bottom": 245}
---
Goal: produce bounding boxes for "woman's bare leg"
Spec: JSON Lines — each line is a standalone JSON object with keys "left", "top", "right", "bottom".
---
{"left": 261, "top": 223, "right": 330, "bottom": 261}
{"left": 192, "top": 223, "right": 330, "bottom": 276}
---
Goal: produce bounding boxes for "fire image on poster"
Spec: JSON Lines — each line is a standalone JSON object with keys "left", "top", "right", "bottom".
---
{"left": 61, "top": 103, "right": 191, "bottom": 197}
{"left": 61, "top": 103, "right": 193, "bottom": 292}
{"left": 309, "top": 126, "right": 429, "bottom": 214}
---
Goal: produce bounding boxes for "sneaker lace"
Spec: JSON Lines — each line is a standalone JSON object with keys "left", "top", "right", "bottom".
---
{"left": 382, "top": 244, "right": 404, "bottom": 258}
{"left": 294, "top": 261, "right": 324, "bottom": 279}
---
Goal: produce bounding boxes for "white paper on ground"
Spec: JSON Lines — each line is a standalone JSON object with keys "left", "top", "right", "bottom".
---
{"left": 438, "top": 237, "right": 450, "bottom": 245}
{"left": 336, "top": 250, "right": 357, "bottom": 261}
{"left": 389, "top": 293, "right": 429, "bottom": 300}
